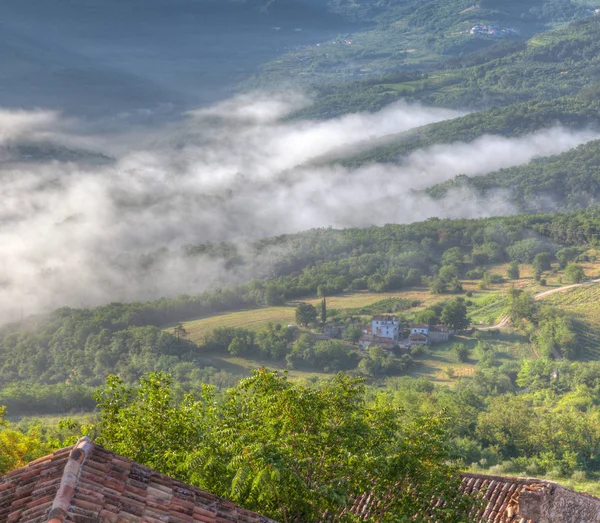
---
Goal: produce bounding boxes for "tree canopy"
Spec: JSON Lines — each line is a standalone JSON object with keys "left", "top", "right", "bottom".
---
{"left": 94, "top": 371, "right": 475, "bottom": 522}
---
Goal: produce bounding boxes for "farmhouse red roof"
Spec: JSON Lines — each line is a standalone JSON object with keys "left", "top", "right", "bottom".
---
{"left": 0, "top": 437, "right": 275, "bottom": 523}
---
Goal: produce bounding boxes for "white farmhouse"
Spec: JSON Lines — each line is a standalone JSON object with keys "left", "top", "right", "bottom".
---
{"left": 410, "top": 324, "right": 429, "bottom": 336}
{"left": 372, "top": 315, "right": 400, "bottom": 340}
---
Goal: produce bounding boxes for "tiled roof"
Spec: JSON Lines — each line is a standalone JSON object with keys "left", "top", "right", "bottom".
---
{"left": 0, "top": 437, "right": 275, "bottom": 523}
{"left": 5, "top": 442, "right": 600, "bottom": 523}
{"left": 372, "top": 315, "right": 397, "bottom": 322}
{"left": 345, "top": 473, "right": 600, "bottom": 522}
{"left": 460, "top": 473, "right": 537, "bottom": 522}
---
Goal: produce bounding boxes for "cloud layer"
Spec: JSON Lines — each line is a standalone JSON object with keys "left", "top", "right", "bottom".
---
{"left": 0, "top": 94, "right": 596, "bottom": 320}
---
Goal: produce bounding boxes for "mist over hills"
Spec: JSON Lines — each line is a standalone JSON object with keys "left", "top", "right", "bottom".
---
{"left": 2, "top": 0, "right": 600, "bottom": 319}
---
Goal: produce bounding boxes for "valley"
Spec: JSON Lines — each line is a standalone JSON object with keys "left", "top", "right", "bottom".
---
{"left": 6, "top": 0, "right": 600, "bottom": 518}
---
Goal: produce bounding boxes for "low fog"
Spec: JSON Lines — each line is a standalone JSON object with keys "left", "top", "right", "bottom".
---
{"left": 0, "top": 94, "right": 597, "bottom": 320}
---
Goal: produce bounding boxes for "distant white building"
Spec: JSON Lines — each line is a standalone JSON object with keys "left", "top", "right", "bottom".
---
{"left": 429, "top": 325, "right": 452, "bottom": 343}
{"left": 410, "top": 324, "right": 429, "bottom": 336}
{"left": 408, "top": 324, "right": 453, "bottom": 346}
{"left": 372, "top": 315, "right": 400, "bottom": 340}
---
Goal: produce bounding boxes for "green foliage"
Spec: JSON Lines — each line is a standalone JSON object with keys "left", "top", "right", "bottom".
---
{"left": 265, "top": 284, "right": 284, "bottom": 306}
{"left": 507, "top": 288, "right": 537, "bottom": 325}
{"left": 507, "top": 239, "right": 552, "bottom": 263}
{"left": 565, "top": 263, "right": 586, "bottom": 283}
{"left": 415, "top": 308, "right": 440, "bottom": 326}
{"left": 534, "top": 311, "right": 578, "bottom": 359}
{"left": 0, "top": 406, "right": 54, "bottom": 474}
{"left": 343, "top": 325, "right": 363, "bottom": 344}
{"left": 452, "top": 343, "right": 471, "bottom": 363}
{"left": 295, "top": 303, "right": 318, "bottom": 327}
{"left": 96, "top": 371, "right": 474, "bottom": 521}
{"left": 533, "top": 252, "right": 553, "bottom": 273}
{"left": 287, "top": 337, "right": 358, "bottom": 372}
{"left": 357, "top": 347, "right": 412, "bottom": 378}
{"left": 441, "top": 298, "right": 469, "bottom": 331}
{"left": 507, "top": 261, "right": 520, "bottom": 280}
{"left": 557, "top": 247, "right": 581, "bottom": 269}
{"left": 95, "top": 373, "right": 207, "bottom": 476}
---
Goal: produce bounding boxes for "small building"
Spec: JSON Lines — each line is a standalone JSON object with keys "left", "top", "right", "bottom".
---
{"left": 429, "top": 325, "right": 452, "bottom": 343}
{"left": 323, "top": 324, "right": 343, "bottom": 338}
{"left": 372, "top": 315, "right": 400, "bottom": 340}
{"left": 359, "top": 334, "right": 397, "bottom": 351}
{"left": 410, "top": 324, "right": 430, "bottom": 336}
{"left": 408, "top": 332, "right": 429, "bottom": 346}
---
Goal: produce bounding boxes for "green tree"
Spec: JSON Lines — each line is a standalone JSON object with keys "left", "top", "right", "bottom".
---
{"left": 295, "top": 303, "right": 318, "bottom": 327}
{"left": 452, "top": 343, "right": 470, "bottom": 363}
{"left": 95, "top": 371, "right": 474, "bottom": 522}
{"left": 556, "top": 247, "right": 579, "bottom": 269}
{"left": 173, "top": 323, "right": 188, "bottom": 340}
{"left": 442, "top": 247, "right": 463, "bottom": 267}
{"left": 508, "top": 289, "right": 537, "bottom": 324}
{"left": 0, "top": 406, "right": 52, "bottom": 473}
{"left": 507, "top": 261, "right": 520, "bottom": 280}
{"left": 428, "top": 277, "right": 446, "bottom": 295}
{"left": 265, "top": 284, "right": 283, "bottom": 306}
{"left": 565, "top": 263, "right": 586, "bottom": 283}
{"left": 439, "top": 264, "right": 459, "bottom": 284}
{"left": 94, "top": 373, "right": 206, "bottom": 476}
{"left": 441, "top": 299, "right": 469, "bottom": 331}
{"left": 228, "top": 337, "right": 247, "bottom": 356}
{"left": 532, "top": 252, "right": 552, "bottom": 275}
{"left": 415, "top": 308, "right": 439, "bottom": 326}
{"left": 344, "top": 325, "right": 363, "bottom": 344}
{"left": 321, "top": 297, "right": 327, "bottom": 325}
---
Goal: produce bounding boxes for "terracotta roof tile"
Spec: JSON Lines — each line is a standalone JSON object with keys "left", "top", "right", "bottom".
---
{"left": 0, "top": 438, "right": 276, "bottom": 523}
{"left": 341, "top": 472, "right": 600, "bottom": 522}
{"left": 6, "top": 443, "right": 600, "bottom": 523}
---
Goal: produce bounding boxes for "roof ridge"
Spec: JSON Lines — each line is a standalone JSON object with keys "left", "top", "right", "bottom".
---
{"left": 461, "top": 472, "right": 557, "bottom": 485}
{"left": 46, "top": 436, "right": 94, "bottom": 523}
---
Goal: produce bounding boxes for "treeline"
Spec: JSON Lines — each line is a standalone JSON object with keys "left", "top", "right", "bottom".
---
{"left": 427, "top": 139, "right": 600, "bottom": 213}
